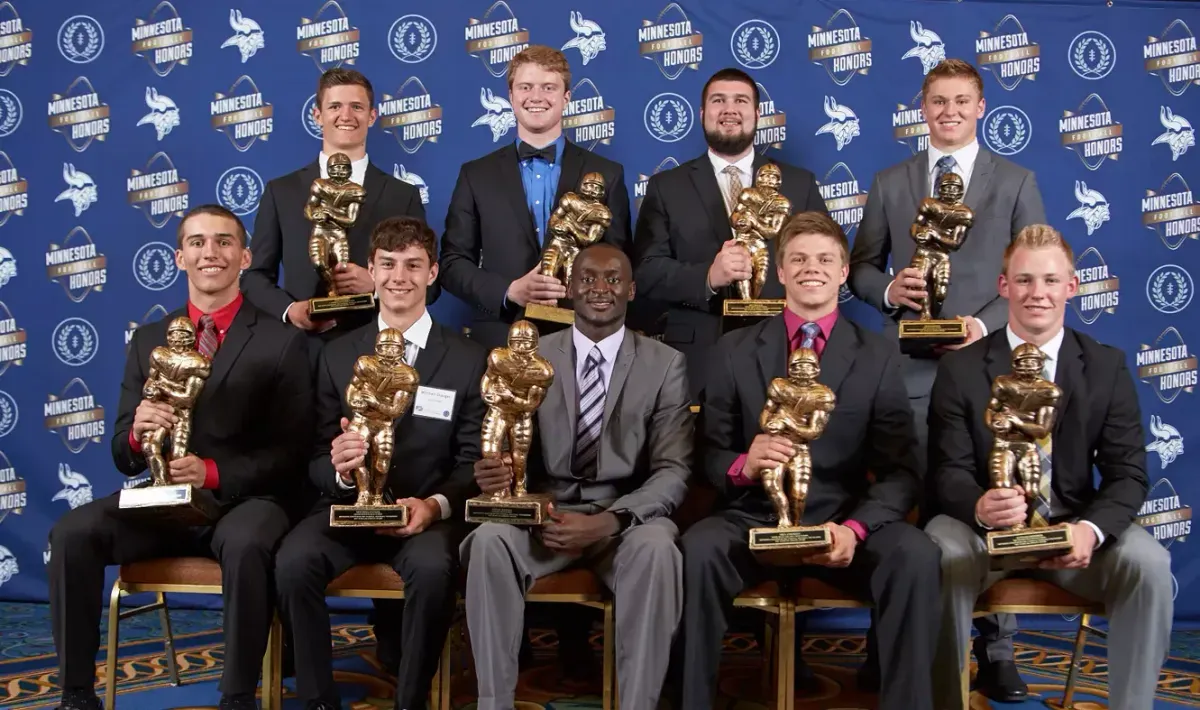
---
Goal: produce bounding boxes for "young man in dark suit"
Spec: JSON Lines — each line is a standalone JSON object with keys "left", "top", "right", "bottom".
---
{"left": 439, "top": 45, "right": 631, "bottom": 352}
{"left": 48, "top": 205, "right": 314, "bottom": 710}
{"left": 243, "top": 68, "right": 428, "bottom": 346}
{"left": 633, "top": 67, "right": 829, "bottom": 401}
{"left": 926, "top": 225, "right": 1171, "bottom": 710}
{"left": 273, "top": 217, "right": 487, "bottom": 710}
{"left": 680, "top": 212, "right": 941, "bottom": 710}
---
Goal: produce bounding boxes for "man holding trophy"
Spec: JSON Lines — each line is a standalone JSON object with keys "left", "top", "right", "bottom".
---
{"left": 274, "top": 217, "right": 486, "bottom": 710}
{"left": 926, "top": 225, "right": 1171, "bottom": 710}
{"left": 680, "top": 212, "right": 940, "bottom": 710}
{"left": 49, "top": 205, "right": 313, "bottom": 710}
{"left": 461, "top": 243, "right": 693, "bottom": 710}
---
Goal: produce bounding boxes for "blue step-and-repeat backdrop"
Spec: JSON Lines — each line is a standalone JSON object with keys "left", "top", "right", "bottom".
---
{"left": 0, "top": 0, "right": 1197, "bottom": 619}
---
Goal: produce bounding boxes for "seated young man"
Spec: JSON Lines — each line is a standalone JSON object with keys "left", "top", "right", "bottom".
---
{"left": 461, "top": 243, "right": 693, "bottom": 710}
{"left": 273, "top": 216, "right": 486, "bottom": 710}
{"left": 680, "top": 211, "right": 941, "bottom": 710}
{"left": 49, "top": 204, "right": 313, "bottom": 710}
{"left": 926, "top": 224, "right": 1171, "bottom": 709}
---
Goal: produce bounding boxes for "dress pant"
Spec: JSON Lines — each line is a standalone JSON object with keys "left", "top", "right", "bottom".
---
{"left": 679, "top": 509, "right": 941, "bottom": 710}
{"left": 274, "top": 508, "right": 460, "bottom": 709}
{"left": 48, "top": 493, "right": 291, "bottom": 696}
{"left": 927, "top": 514, "right": 1173, "bottom": 710}
{"left": 461, "top": 517, "right": 683, "bottom": 710}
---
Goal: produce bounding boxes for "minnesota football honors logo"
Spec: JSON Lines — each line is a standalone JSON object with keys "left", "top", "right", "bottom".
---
{"left": 634, "top": 157, "right": 679, "bottom": 211}
{"left": 48, "top": 76, "right": 110, "bottom": 152}
{"left": 808, "top": 9, "right": 872, "bottom": 87}
{"left": 639, "top": 3, "right": 704, "bottom": 80}
{"left": 0, "top": 302, "right": 26, "bottom": 377}
{"left": 1138, "top": 477, "right": 1192, "bottom": 547}
{"left": 892, "top": 91, "right": 928, "bottom": 154}
{"left": 1137, "top": 327, "right": 1198, "bottom": 404}
{"left": 1071, "top": 247, "right": 1119, "bottom": 325}
{"left": 752, "top": 83, "right": 787, "bottom": 155}
{"left": 379, "top": 78, "right": 442, "bottom": 155}
{"left": 976, "top": 14, "right": 1041, "bottom": 91}
{"left": 127, "top": 304, "right": 168, "bottom": 347}
{"left": 131, "top": 2, "right": 193, "bottom": 77}
{"left": 0, "top": 152, "right": 28, "bottom": 228}
{"left": 0, "top": 451, "right": 25, "bottom": 524}
{"left": 46, "top": 227, "right": 106, "bottom": 303}
{"left": 1142, "top": 173, "right": 1199, "bottom": 251}
{"left": 1145, "top": 20, "right": 1200, "bottom": 96}
{"left": 211, "top": 76, "right": 273, "bottom": 152}
{"left": 563, "top": 78, "right": 615, "bottom": 150}
{"left": 128, "top": 152, "right": 189, "bottom": 229}
{"left": 44, "top": 378, "right": 105, "bottom": 454}
{"left": 465, "top": 2, "right": 529, "bottom": 78}
{"left": 297, "top": 1, "right": 359, "bottom": 71}
{"left": 819, "top": 162, "right": 868, "bottom": 239}
{"left": 1059, "top": 94, "right": 1123, "bottom": 171}
{"left": 0, "top": 4, "right": 33, "bottom": 76}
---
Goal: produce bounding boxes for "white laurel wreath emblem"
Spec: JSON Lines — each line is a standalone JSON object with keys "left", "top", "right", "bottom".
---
{"left": 0, "top": 395, "right": 13, "bottom": 436}
{"left": 1152, "top": 271, "right": 1191, "bottom": 312}
{"left": 736, "top": 27, "right": 776, "bottom": 69}
{"left": 650, "top": 99, "right": 688, "bottom": 140}
{"left": 221, "top": 174, "right": 261, "bottom": 215}
{"left": 0, "top": 94, "right": 18, "bottom": 137}
{"left": 1073, "top": 37, "right": 1112, "bottom": 79}
{"left": 61, "top": 21, "right": 100, "bottom": 62}
{"left": 986, "top": 112, "right": 1028, "bottom": 155}
{"left": 392, "top": 21, "right": 432, "bottom": 62}
{"left": 56, "top": 322, "right": 95, "bottom": 366}
{"left": 137, "top": 248, "right": 175, "bottom": 289}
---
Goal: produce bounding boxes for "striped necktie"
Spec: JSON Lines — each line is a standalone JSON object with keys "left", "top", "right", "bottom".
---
{"left": 722, "top": 164, "right": 743, "bottom": 215}
{"left": 932, "top": 155, "right": 958, "bottom": 196}
{"left": 196, "top": 314, "right": 218, "bottom": 359}
{"left": 792, "top": 321, "right": 822, "bottom": 353}
{"left": 1031, "top": 360, "right": 1055, "bottom": 527}
{"left": 573, "top": 346, "right": 605, "bottom": 480}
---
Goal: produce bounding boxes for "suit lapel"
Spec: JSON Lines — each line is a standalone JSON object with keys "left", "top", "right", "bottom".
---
{"left": 602, "top": 331, "right": 635, "bottom": 427}
{"left": 495, "top": 144, "right": 540, "bottom": 253}
{"left": 355, "top": 321, "right": 378, "bottom": 360}
{"left": 555, "top": 141, "right": 586, "bottom": 205}
{"left": 756, "top": 316, "right": 789, "bottom": 393}
{"left": 201, "top": 304, "right": 255, "bottom": 403}
{"left": 983, "top": 330, "right": 1013, "bottom": 389}
{"left": 414, "top": 323, "right": 449, "bottom": 385}
{"left": 964, "top": 150, "right": 995, "bottom": 213}
{"left": 690, "top": 154, "right": 733, "bottom": 248}
{"left": 817, "top": 318, "right": 855, "bottom": 396}
{"left": 548, "top": 334, "right": 577, "bottom": 477}
{"left": 1053, "top": 330, "right": 1084, "bottom": 438}
{"left": 906, "top": 150, "right": 928, "bottom": 213}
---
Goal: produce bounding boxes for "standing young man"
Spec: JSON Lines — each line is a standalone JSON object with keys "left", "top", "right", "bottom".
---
{"left": 848, "top": 59, "right": 1046, "bottom": 696}
{"left": 274, "top": 217, "right": 486, "bottom": 710}
{"left": 439, "top": 45, "right": 631, "bottom": 352}
{"left": 49, "top": 205, "right": 313, "bottom": 710}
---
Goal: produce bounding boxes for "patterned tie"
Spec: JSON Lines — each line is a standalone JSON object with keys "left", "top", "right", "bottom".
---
{"left": 722, "top": 164, "right": 744, "bottom": 215}
{"left": 404, "top": 340, "right": 419, "bottom": 367}
{"left": 196, "top": 314, "right": 218, "bottom": 359}
{"left": 573, "top": 346, "right": 606, "bottom": 480}
{"left": 1031, "top": 359, "right": 1055, "bottom": 527}
{"left": 932, "top": 155, "right": 958, "bottom": 196}
{"left": 792, "top": 321, "right": 822, "bottom": 353}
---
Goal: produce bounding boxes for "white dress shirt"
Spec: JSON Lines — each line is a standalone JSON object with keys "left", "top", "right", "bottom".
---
{"left": 336, "top": 310, "right": 450, "bottom": 521}
{"left": 572, "top": 325, "right": 626, "bottom": 392}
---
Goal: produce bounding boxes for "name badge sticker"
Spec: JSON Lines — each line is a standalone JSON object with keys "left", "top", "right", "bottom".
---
{"left": 413, "top": 385, "right": 455, "bottom": 421}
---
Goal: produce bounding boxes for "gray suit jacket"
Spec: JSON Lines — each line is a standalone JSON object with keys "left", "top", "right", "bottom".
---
{"left": 531, "top": 327, "right": 693, "bottom": 524}
{"left": 848, "top": 148, "right": 1046, "bottom": 397}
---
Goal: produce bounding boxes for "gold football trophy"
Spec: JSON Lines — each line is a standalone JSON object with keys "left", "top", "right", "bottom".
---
{"left": 118, "top": 317, "right": 220, "bottom": 523}
{"left": 465, "top": 320, "right": 556, "bottom": 524}
{"left": 898, "top": 171, "right": 973, "bottom": 354}
{"left": 723, "top": 163, "right": 792, "bottom": 321}
{"left": 306, "top": 152, "right": 375, "bottom": 319}
{"left": 984, "top": 343, "right": 1073, "bottom": 566}
{"left": 748, "top": 348, "right": 836, "bottom": 554}
{"left": 329, "top": 328, "right": 419, "bottom": 527}
{"left": 524, "top": 172, "right": 613, "bottom": 326}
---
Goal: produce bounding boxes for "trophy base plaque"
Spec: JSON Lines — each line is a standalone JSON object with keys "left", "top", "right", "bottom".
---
{"left": 987, "top": 524, "right": 1074, "bottom": 569}
{"left": 329, "top": 503, "right": 409, "bottom": 528}
{"left": 309, "top": 293, "right": 377, "bottom": 320}
{"left": 749, "top": 525, "right": 832, "bottom": 566}
{"left": 899, "top": 318, "right": 968, "bottom": 355}
{"left": 465, "top": 493, "right": 552, "bottom": 525}
{"left": 118, "top": 484, "right": 220, "bottom": 525}
{"left": 523, "top": 303, "right": 575, "bottom": 325}
{"left": 723, "top": 299, "right": 785, "bottom": 333}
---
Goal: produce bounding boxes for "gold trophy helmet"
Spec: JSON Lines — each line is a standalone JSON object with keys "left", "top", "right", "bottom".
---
{"left": 326, "top": 152, "right": 353, "bottom": 182}
{"left": 579, "top": 171, "right": 606, "bottom": 200}
{"left": 756, "top": 163, "right": 783, "bottom": 189}
{"left": 935, "top": 171, "right": 965, "bottom": 204}
{"left": 1011, "top": 342, "right": 1046, "bottom": 378}
{"left": 507, "top": 319, "right": 539, "bottom": 355}
{"left": 375, "top": 327, "right": 407, "bottom": 362}
{"left": 166, "top": 317, "right": 197, "bottom": 349}
{"left": 787, "top": 346, "right": 820, "bottom": 380}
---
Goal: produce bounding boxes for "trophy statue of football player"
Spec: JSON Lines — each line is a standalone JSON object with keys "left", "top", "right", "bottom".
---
{"left": 729, "top": 163, "right": 792, "bottom": 301}
{"left": 908, "top": 171, "right": 973, "bottom": 320}
{"left": 540, "top": 171, "right": 613, "bottom": 287}
{"left": 305, "top": 152, "right": 367, "bottom": 297}
{"left": 140, "top": 317, "right": 212, "bottom": 485}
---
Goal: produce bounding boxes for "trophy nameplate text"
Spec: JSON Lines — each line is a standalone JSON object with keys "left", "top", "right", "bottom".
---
{"left": 306, "top": 152, "right": 375, "bottom": 318}
{"left": 723, "top": 164, "right": 792, "bottom": 328}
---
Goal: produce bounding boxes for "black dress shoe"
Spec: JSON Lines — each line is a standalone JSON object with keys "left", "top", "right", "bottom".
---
{"left": 975, "top": 658, "right": 1029, "bottom": 702}
{"left": 56, "top": 689, "right": 102, "bottom": 710}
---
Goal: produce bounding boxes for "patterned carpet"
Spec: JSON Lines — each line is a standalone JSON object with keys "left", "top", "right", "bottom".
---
{"left": 0, "top": 602, "right": 1197, "bottom": 709}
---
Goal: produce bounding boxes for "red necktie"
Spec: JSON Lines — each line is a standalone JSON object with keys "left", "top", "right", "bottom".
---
{"left": 197, "top": 314, "right": 218, "bottom": 359}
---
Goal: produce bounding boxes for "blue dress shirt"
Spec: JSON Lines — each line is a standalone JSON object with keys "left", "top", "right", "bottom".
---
{"left": 516, "top": 135, "right": 565, "bottom": 245}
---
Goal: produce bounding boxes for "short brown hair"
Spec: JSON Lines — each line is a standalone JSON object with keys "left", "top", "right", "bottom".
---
{"left": 921, "top": 58, "right": 984, "bottom": 100}
{"left": 506, "top": 46, "right": 571, "bottom": 91}
{"left": 177, "top": 204, "right": 247, "bottom": 248}
{"left": 1003, "top": 225, "right": 1075, "bottom": 275}
{"left": 778, "top": 212, "right": 849, "bottom": 263}
{"left": 701, "top": 67, "right": 760, "bottom": 107}
{"left": 317, "top": 67, "right": 374, "bottom": 109}
{"left": 370, "top": 216, "right": 437, "bottom": 265}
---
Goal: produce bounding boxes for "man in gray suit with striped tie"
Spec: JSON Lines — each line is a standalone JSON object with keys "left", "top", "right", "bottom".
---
{"left": 462, "top": 243, "right": 694, "bottom": 710}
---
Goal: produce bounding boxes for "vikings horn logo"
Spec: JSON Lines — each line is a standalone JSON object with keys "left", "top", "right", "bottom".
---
{"left": 51, "top": 462, "right": 92, "bottom": 509}
{"left": 561, "top": 11, "right": 606, "bottom": 66}
{"left": 815, "top": 96, "right": 859, "bottom": 151}
{"left": 902, "top": 20, "right": 945, "bottom": 75}
{"left": 1153, "top": 106, "right": 1195, "bottom": 162}
{"left": 221, "top": 9, "right": 264, "bottom": 63}
{"left": 136, "top": 87, "right": 180, "bottom": 141}
{"left": 55, "top": 163, "right": 97, "bottom": 218}
{"left": 471, "top": 87, "right": 515, "bottom": 143}
{"left": 1147, "top": 414, "right": 1185, "bottom": 468}
{"left": 1066, "top": 180, "right": 1110, "bottom": 236}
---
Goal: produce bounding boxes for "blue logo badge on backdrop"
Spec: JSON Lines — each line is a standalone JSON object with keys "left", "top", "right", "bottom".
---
{"left": 217, "top": 167, "right": 263, "bottom": 217}
{"left": 0, "top": 89, "right": 21, "bottom": 138}
{"left": 51, "top": 317, "right": 98, "bottom": 367}
{"left": 132, "top": 242, "right": 179, "bottom": 292}
{"left": 731, "top": 19, "right": 779, "bottom": 70}
{"left": 644, "top": 93, "right": 691, "bottom": 143}
{"left": 1148, "top": 265, "right": 1194, "bottom": 315}
{"left": 57, "top": 15, "right": 104, "bottom": 64}
{"left": 390, "top": 14, "right": 437, "bottom": 64}
{"left": 1068, "top": 31, "right": 1116, "bottom": 80}
{"left": 302, "top": 93, "right": 322, "bottom": 140}
{"left": 0, "top": 390, "right": 17, "bottom": 438}
{"left": 983, "top": 106, "right": 1031, "bottom": 156}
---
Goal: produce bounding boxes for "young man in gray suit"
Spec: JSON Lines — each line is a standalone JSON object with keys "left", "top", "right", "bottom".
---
{"left": 848, "top": 58, "right": 1046, "bottom": 699}
{"left": 462, "top": 243, "right": 693, "bottom": 710}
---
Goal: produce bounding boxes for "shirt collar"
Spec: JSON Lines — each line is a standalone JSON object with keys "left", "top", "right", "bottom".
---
{"left": 928, "top": 139, "right": 979, "bottom": 176}
{"left": 378, "top": 309, "right": 432, "bottom": 351}
{"left": 187, "top": 292, "right": 243, "bottom": 334}
{"left": 515, "top": 134, "right": 566, "bottom": 164}
{"left": 319, "top": 151, "right": 369, "bottom": 177}
{"left": 572, "top": 325, "right": 626, "bottom": 367}
{"left": 1005, "top": 324, "right": 1065, "bottom": 368}
{"left": 707, "top": 148, "right": 755, "bottom": 178}
{"left": 783, "top": 307, "right": 839, "bottom": 344}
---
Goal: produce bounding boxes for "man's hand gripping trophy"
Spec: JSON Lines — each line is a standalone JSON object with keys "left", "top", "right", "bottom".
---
{"left": 140, "top": 317, "right": 212, "bottom": 485}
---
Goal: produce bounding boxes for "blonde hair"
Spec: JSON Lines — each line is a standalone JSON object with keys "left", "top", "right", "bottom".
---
{"left": 506, "top": 45, "right": 571, "bottom": 91}
{"left": 778, "top": 211, "right": 849, "bottom": 263}
{"left": 922, "top": 58, "right": 984, "bottom": 100}
{"left": 1003, "top": 224, "right": 1075, "bottom": 274}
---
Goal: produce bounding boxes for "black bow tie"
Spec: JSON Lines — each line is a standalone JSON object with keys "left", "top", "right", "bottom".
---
{"left": 517, "top": 142, "right": 556, "bottom": 163}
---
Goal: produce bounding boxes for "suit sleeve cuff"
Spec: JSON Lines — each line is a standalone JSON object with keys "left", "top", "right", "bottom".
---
{"left": 975, "top": 509, "right": 994, "bottom": 530}
{"left": 335, "top": 471, "right": 355, "bottom": 491}
{"left": 1080, "top": 520, "right": 1105, "bottom": 547}
{"left": 129, "top": 430, "right": 142, "bottom": 454}
{"left": 282, "top": 303, "right": 292, "bottom": 323}
{"left": 728, "top": 454, "right": 756, "bottom": 487}
{"left": 430, "top": 494, "right": 451, "bottom": 521}
{"left": 973, "top": 316, "right": 988, "bottom": 337}
{"left": 202, "top": 458, "right": 219, "bottom": 489}
{"left": 882, "top": 281, "right": 896, "bottom": 311}
{"left": 843, "top": 519, "right": 868, "bottom": 542}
